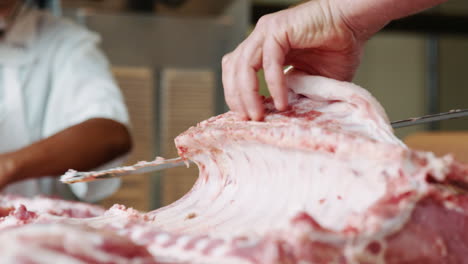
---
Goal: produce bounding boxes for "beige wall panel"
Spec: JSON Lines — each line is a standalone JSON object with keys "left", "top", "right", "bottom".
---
{"left": 439, "top": 37, "right": 468, "bottom": 130}
{"left": 439, "top": 0, "right": 468, "bottom": 15}
{"left": 62, "top": 0, "right": 127, "bottom": 11}
{"left": 156, "top": 0, "right": 233, "bottom": 16}
{"left": 160, "top": 69, "right": 216, "bottom": 205}
{"left": 99, "top": 67, "right": 156, "bottom": 211}
{"left": 354, "top": 33, "right": 426, "bottom": 139}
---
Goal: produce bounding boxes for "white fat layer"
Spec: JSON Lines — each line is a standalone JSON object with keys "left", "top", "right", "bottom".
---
{"left": 148, "top": 239, "right": 239, "bottom": 264}
{"left": 194, "top": 238, "right": 211, "bottom": 251}
{"left": 152, "top": 143, "right": 397, "bottom": 235}
{"left": 0, "top": 224, "right": 148, "bottom": 264}
{"left": 154, "top": 233, "right": 171, "bottom": 244}
{"left": 175, "top": 235, "right": 191, "bottom": 247}
{"left": 287, "top": 73, "right": 403, "bottom": 147}
{"left": 99, "top": 73, "right": 461, "bottom": 263}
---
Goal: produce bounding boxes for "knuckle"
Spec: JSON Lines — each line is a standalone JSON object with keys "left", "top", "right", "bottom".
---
{"left": 222, "top": 54, "right": 232, "bottom": 67}
{"left": 266, "top": 77, "right": 281, "bottom": 90}
{"left": 256, "top": 14, "right": 272, "bottom": 27}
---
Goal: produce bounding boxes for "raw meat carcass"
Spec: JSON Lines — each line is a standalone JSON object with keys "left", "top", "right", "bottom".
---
{"left": 0, "top": 223, "right": 157, "bottom": 264}
{"left": 145, "top": 71, "right": 468, "bottom": 263}
{"left": 0, "top": 195, "right": 105, "bottom": 217}
{"left": 1, "top": 70, "right": 468, "bottom": 263}
{"left": 0, "top": 195, "right": 106, "bottom": 230}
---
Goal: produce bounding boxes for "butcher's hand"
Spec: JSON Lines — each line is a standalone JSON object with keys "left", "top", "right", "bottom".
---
{"left": 222, "top": 0, "right": 364, "bottom": 121}
{"left": 222, "top": 0, "right": 447, "bottom": 121}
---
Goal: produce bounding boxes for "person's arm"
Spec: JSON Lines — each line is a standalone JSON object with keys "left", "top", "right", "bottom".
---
{"left": 0, "top": 118, "right": 131, "bottom": 188}
{"left": 336, "top": 0, "right": 447, "bottom": 40}
{"left": 222, "top": 0, "right": 448, "bottom": 121}
{"left": 7, "top": 19, "right": 133, "bottom": 196}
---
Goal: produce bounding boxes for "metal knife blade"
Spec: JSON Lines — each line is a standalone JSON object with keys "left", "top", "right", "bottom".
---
{"left": 60, "top": 157, "right": 190, "bottom": 184}
{"left": 391, "top": 109, "right": 468, "bottom": 128}
{"left": 61, "top": 109, "right": 468, "bottom": 184}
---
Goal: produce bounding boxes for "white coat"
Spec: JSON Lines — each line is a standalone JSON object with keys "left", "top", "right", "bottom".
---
{"left": 0, "top": 8, "right": 129, "bottom": 202}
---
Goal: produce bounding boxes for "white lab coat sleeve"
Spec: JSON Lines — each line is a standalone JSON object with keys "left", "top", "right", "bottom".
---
{"left": 43, "top": 31, "right": 130, "bottom": 202}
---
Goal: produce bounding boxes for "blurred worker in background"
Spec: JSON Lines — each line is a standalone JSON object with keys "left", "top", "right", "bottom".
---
{"left": 0, "top": 0, "right": 131, "bottom": 202}
{"left": 222, "top": 0, "right": 447, "bottom": 121}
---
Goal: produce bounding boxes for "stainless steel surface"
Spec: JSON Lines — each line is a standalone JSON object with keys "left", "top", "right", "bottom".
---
{"left": 391, "top": 109, "right": 468, "bottom": 128}
{"left": 60, "top": 158, "right": 190, "bottom": 184}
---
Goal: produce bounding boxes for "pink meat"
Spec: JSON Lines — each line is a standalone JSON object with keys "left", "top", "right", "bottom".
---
{"left": 0, "top": 223, "right": 158, "bottom": 264}
{"left": 0, "top": 195, "right": 105, "bottom": 217}
{"left": 1, "top": 71, "right": 468, "bottom": 263}
{"left": 146, "top": 71, "right": 468, "bottom": 262}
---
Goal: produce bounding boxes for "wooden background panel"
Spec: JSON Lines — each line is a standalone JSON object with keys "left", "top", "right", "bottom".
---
{"left": 99, "top": 67, "right": 155, "bottom": 211}
{"left": 160, "top": 68, "right": 216, "bottom": 205}
{"left": 61, "top": 0, "right": 127, "bottom": 11}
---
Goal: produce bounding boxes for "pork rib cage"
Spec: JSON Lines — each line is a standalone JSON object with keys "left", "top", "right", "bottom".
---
{"left": 0, "top": 71, "right": 468, "bottom": 263}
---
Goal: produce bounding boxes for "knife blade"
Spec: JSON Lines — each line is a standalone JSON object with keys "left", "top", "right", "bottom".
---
{"left": 60, "top": 157, "right": 191, "bottom": 184}
{"left": 61, "top": 109, "right": 468, "bottom": 184}
{"left": 391, "top": 109, "right": 468, "bottom": 128}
